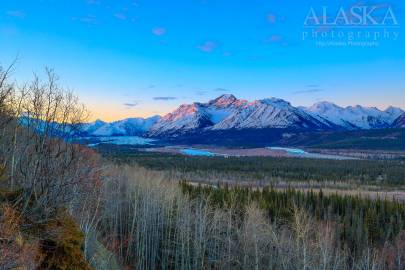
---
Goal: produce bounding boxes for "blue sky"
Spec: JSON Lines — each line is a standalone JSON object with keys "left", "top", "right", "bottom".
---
{"left": 1, "top": 0, "right": 404, "bottom": 121}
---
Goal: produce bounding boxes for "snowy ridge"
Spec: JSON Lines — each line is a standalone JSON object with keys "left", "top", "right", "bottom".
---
{"left": 148, "top": 103, "right": 213, "bottom": 136}
{"left": 304, "top": 102, "right": 403, "bottom": 130}
{"left": 211, "top": 98, "right": 326, "bottom": 130}
{"left": 82, "top": 115, "right": 160, "bottom": 136}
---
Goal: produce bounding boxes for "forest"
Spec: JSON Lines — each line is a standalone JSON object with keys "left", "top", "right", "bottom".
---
{"left": 1, "top": 64, "right": 405, "bottom": 269}
{"left": 181, "top": 183, "right": 405, "bottom": 256}
{"left": 97, "top": 145, "right": 405, "bottom": 187}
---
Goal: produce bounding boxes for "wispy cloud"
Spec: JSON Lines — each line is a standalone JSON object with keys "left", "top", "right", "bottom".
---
{"left": 293, "top": 88, "right": 325, "bottom": 95}
{"left": 264, "top": 34, "right": 289, "bottom": 47}
{"left": 293, "top": 83, "right": 325, "bottom": 94}
{"left": 195, "top": 91, "right": 207, "bottom": 96}
{"left": 6, "top": 10, "right": 26, "bottom": 19}
{"left": 247, "top": 55, "right": 266, "bottom": 61}
{"left": 114, "top": 13, "right": 127, "bottom": 20}
{"left": 267, "top": 13, "right": 276, "bottom": 24}
{"left": 265, "top": 34, "right": 283, "bottom": 43}
{"left": 153, "top": 97, "right": 177, "bottom": 101}
{"left": 213, "top": 88, "right": 229, "bottom": 92}
{"left": 197, "top": 41, "right": 218, "bottom": 53}
{"left": 152, "top": 27, "right": 166, "bottom": 36}
{"left": 72, "top": 15, "right": 97, "bottom": 25}
{"left": 123, "top": 102, "right": 139, "bottom": 108}
{"left": 86, "top": 0, "right": 100, "bottom": 5}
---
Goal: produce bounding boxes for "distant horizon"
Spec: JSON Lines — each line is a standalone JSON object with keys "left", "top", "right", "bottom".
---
{"left": 86, "top": 93, "right": 405, "bottom": 122}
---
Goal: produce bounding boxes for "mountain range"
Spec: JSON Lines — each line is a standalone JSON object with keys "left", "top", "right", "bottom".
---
{"left": 82, "top": 116, "right": 160, "bottom": 137}
{"left": 81, "top": 94, "right": 405, "bottom": 138}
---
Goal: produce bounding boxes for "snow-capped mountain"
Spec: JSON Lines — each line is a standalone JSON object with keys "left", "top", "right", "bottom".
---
{"left": 80, "top": 95, "right": 405, "bottom": 138}
{"left": 211, "top": 98, "right": 326, "bottom": 130}
{"left": 392, "top": 113, "right": 405, "bottom": 128}
{"left": 385, "top": 106, "right": 405, "bottom": 120}
{"left": 148, "top": 94, "right": 248, "bottom": 136}
{"left": 148, "top": 103, "right": 213, "bottom": 136}
{"left": 81, "top": 119, "right": 107, "bottom": 134}
{"left": 148, "top": 95, "right": 329, "bottom": 136}
{"left": 206, "top": 94, "right": 248, "bottom": 124}
{"left": 304, "top": 102, "right": 403, "bottom": 130}
{"left": 82, "top": 116, "right": 160, "bottom": 136}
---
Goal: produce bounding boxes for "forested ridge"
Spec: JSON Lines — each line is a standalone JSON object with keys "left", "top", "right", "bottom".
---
{"left": 136, "top": 127, "right": 405, "bottom": 150}
{"left": 98, "top": 146, "right": 405, "bottom": 186}
{"left": 282, "top": 129, "right": 405, "bottom": 151}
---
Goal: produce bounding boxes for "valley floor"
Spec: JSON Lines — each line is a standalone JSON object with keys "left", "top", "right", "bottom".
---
{"left": 96, "top": 143, "right": 405, "bottom": 192}
{"left": 144, "top": 145, "right": 356, "bottom": 160}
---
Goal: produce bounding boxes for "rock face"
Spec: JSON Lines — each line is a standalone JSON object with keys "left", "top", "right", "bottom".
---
{"left": 81, "top": 94, "right": 404, "bottom": 137}
{"left": 392, "top": 113, "right": 405, "bottom": 128}
{"left": 148, "top": 103, "right": 213, "bottom": 136}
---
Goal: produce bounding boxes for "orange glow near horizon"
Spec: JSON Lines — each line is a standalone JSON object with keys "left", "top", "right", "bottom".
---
{"left": 85, "top": 99, "right": 405, "bottom": 123}
{"left": 85, "top": 102, "right": 170, "bottom": 122}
